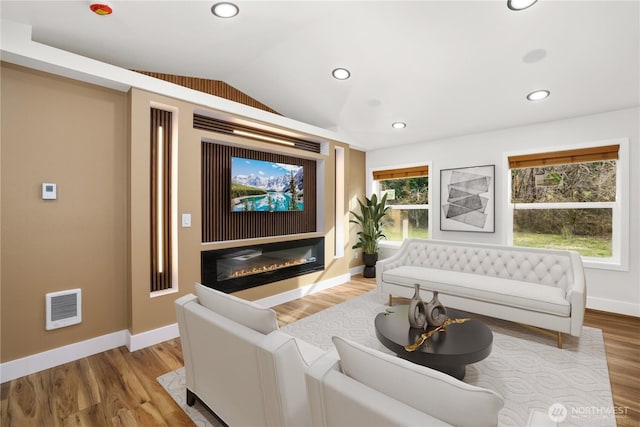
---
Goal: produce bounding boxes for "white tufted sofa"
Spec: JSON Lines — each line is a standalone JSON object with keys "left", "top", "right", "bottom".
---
{"left": 376, "top": 239, "right": 586, "bottom": 346}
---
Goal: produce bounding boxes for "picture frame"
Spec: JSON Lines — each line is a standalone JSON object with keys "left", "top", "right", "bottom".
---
{"left": 440, "top": 164, "right": 495, "bottom": 232}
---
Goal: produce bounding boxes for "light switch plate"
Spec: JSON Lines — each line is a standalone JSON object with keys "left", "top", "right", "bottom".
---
{"left": 182, "top": 213, "right": 191, "bottom": 227}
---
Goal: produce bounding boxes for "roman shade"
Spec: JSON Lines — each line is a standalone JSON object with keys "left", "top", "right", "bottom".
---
{"left": 373, "top": 165, "right": 428, "bottom": 180}
{"left": 508, "top": 145, "right": 619, "bottom": 169}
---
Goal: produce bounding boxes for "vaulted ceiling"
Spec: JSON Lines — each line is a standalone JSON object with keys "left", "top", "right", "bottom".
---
{"left": 1, "top": 1, "right": 638, "bottom": 150}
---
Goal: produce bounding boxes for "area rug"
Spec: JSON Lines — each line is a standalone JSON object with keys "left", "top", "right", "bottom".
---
{"left": 158, "top": 290, "right": 615, "bottom": 427}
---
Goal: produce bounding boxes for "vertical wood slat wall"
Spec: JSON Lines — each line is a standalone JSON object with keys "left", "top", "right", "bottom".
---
{"left": 202, "top": 142, "right": 317, "bottom": 242}
{"left": 133, "top": 70, "right": 281, "bottom": 116}
{"left": 150, "top": 108, "right": 173, "bottom": 292}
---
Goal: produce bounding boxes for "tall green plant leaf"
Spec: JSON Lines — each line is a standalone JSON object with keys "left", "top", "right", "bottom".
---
{"left": 349, "top": 192, "right": 391, "bottom": 254}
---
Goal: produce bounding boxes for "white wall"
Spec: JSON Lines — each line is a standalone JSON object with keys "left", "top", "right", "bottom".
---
{"left": 367, "top": 107, "right": 639, "bottom": 316}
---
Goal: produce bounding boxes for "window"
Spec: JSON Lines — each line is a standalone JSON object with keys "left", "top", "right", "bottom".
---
{"left": 508, "top": 144, "right": 620, "bottom": 261}
{"left": 373, "top": 165, "right": 429, "bottom": 242}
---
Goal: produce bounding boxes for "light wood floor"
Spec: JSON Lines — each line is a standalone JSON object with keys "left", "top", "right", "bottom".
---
{"left": 1, "top": 276, "right": 638, "bottom": 426}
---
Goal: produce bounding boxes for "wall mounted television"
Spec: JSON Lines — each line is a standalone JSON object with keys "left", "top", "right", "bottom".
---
{"left": 231, "top": 157, "right": 304, "bottom": 212}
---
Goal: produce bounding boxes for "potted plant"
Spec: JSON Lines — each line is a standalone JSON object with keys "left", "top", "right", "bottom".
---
{"left": 350, "top": 192, "right": 391, "bottom": 278}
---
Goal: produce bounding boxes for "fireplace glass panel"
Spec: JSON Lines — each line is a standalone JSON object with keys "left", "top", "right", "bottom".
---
{"left": 201, "top": 238, "right": 324, "bottom": 293}
{"left": 217, "top": 247, "right": 317, "bottom": 282}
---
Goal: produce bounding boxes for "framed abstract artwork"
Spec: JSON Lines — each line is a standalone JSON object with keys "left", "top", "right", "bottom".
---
{"left": 440, "top": 164, "right": 495, "bottom": 232}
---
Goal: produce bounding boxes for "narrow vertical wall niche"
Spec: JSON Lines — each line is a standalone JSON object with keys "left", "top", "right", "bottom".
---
{"left": 150, "top": 108, "right": 173, "bottom": 292}
{"left": 334, "top": 147, "right": 345, "bottom": 258}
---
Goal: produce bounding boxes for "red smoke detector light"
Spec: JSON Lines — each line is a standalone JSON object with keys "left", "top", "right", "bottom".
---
{"left": 90, "top": 4, "right": 112, "bottom": 15}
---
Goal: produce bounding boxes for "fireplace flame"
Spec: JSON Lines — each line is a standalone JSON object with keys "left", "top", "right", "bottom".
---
{"left": 227, "top": 258, "right": 312, "bottom": 280}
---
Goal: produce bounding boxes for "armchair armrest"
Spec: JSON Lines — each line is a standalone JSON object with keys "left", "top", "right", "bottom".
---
{"left": 375, "top": 238, "right": 417, "bottom": 291}
{"left": 258, "top": 331, "right": 326, "bottom": 427}
{"left": 566, "top": 251, "right": 587, "bottom": 337}
{"left": 305, "top": 351, "right": 341, "bottom": 427}
{"left": 174, "top": 294, "right": 200, "bottom": 388}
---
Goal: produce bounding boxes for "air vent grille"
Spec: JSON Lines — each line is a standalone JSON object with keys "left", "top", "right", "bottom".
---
{"left": 193, "top": 114, "right": 321, "bottom": 153}
{"left": 51, "top": 294, "right": 77, "bottom": 321}
{"left": 46, "top": 289, "right": 82, "bottom": 330}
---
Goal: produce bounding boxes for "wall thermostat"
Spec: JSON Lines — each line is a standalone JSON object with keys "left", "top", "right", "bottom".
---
{"left": 42, "top": 183, "right": 57, "bottom": 200}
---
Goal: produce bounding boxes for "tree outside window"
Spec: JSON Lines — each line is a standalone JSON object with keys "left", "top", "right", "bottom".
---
{"left": 377, "top": 175, "right": 429, "bottom": 242}
{"left": 511, "top": 159, "right": 616, "bottom": 258}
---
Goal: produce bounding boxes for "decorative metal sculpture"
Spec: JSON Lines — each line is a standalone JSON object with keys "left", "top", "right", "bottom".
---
{"left": 404, "top": 317, "right": 471, "bottom": 352}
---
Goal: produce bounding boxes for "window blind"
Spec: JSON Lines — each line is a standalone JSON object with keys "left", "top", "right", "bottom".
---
{"left": 508, "top": 145, "right": 619, "bottom": 169}
{"left": 373, "top": 165, "right": 428, "bottom": 180}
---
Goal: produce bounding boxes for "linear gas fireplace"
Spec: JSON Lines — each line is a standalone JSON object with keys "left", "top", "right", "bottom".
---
{"left": 201, "top": 237, "right": 325, "bottom": 293}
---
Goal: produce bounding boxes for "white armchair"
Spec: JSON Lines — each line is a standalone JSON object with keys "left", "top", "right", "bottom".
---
{"left": 305, "top": 336, "right": 504, "bottom": 427}
{"left": 175, "top": 283, "right": 325, "bottom": 427}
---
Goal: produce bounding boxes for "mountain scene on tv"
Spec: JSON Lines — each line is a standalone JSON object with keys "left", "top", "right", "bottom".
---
{"left": 231, "top": 157, "right": 304, "bottom": 212}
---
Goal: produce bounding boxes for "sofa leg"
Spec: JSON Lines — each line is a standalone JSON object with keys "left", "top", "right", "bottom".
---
{"left": 186, "top": 388, "right": 196, "bottom": 406}
{"left": 557, "top": 332, "right": 563, "bottom": 349}
{"left": 518, "top": 323, "right": 565, "bottom": 348}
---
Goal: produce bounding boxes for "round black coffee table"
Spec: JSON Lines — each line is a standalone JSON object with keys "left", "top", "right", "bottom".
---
{"left": 375, "top": 305, "right": 492, "bottom": 380}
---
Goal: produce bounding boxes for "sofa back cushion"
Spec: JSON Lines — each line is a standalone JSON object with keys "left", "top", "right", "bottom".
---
{"left": 400, "top": 239, "right": 574, "bottom": 292}
{"left": 194, "top": 283, "right": 278, "bottom": 335}
{"left": 333, "top": 336, "right": 503, "bottom": 427}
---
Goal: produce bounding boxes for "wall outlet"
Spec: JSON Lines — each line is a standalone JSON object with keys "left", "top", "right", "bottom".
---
{"left": 354, "top": 251, "right": 359, "bottom": 259}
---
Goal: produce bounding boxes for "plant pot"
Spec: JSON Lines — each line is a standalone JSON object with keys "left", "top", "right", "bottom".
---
{"left": 362, "top": 252, "right": 378, "bottom": 278}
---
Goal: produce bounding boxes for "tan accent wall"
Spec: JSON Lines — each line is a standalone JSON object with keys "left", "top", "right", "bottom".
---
{"left": 128, "top": 89, "right": 203, "bottom": 334}
{"left": 128, "top": 88, "right": 358, "bottom": 318}
{"left": 348, "top": 149, "right": 366, "bottom": 269}
{"left": 0, "top": 63, "right": 129, "bottom": 362}
{"left": 1, "top": 62, "right": 363, "bottom": 361}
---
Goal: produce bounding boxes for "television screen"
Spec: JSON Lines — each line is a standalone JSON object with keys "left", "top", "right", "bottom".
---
{"left": 231, "top": 157, "right": 304, "bottom": 212}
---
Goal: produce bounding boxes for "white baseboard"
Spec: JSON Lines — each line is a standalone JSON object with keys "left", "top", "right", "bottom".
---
{"left": 0, "top": 324, "right": 184, "bottom": 383}
{"left": 127, "top": 323, "right": 180, "bottom": 352}
{"left": 253, "top": 272, "right": 352, "bottom": 308}
{"left": 350, "top": 265, "right": 364, "bottom": 276}
{"left": 1, "top": 270, "right": 362, "bottom": 382}
{"left": 587, "top": 296, "right": 640, "bottom": 317}
{"left": 8, "top": 278, "right": 632, "bottom": 384}
{"left": 0, "top": 330, "right": 128, "bottom": 383}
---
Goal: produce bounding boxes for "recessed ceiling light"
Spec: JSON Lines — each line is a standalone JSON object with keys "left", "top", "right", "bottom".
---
{"left": 332, "top": 68, "right": 351, "bottom": 80}
{"left": 507, "top": 0, "right": 538, "bottom": 11}
{"left": 212, "top": 2, "right": 239, "bottom": 18}
{"left": 527, "top": 90, "right": 550, "bottom": 101}
{"left": 392, "top": 122, "right": 406, "bottom": 129}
